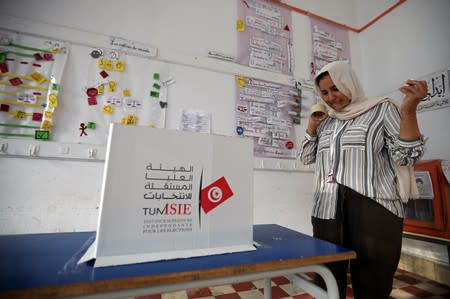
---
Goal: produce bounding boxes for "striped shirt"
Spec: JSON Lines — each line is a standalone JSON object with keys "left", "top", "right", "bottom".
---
{"left": 300, "top": 102, "right": 425, "bottom": 219}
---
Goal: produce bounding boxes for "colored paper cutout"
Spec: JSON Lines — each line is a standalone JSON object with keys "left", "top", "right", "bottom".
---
{"left": 237, "top": 19, "right": 245, "bottom": 32}
{"left": 44, "top": 111, "right": 53, "bottom": 119}
{"left": 33, "top": 53, "right": 43, "bottom": 60}
{"left": 0, "top": 104, "right": 9, "bottom": 112}
{"left": 97, "top": 84, "right": 104, "bottom": 95}
{"left": 32, "top": 112, "right": 43, "bottom": 121}
{"left": 98, "top": 57, "right": 106, "bottom": 69}
{"left": 35, "top": 130, "right": 49, "bottom": 140}
{"left": 115, "top": 60, "right": 125, "bottom": 72}
{"left": 0, "top": 63, "right": 8, "bottom": 73}
{"left": 10, "top": 77, "right": 23, "bottom": 86}
{"left": 121, "top": 114, "right": 138, "bottom": 125}
{"left": 108, "top": 81, "right": 117, "bottom": 92}
{"left": 48, "top": 93, "right": 58, "bottom": 108}
{"left": 41, "top": 120, "right": 52, "bottom": 130}
{"left": 236, "top": 76, "right": 246, "bottom": 88}
{"left": 105, "top": 60, "right": 113, "bottom": 71}
{"left": 123, "top": 89, "right": 131, "bottom": 97}
{"left": 30, "top": 72, "right": 46, "bottom": 84}
{"left": 51, "top": 83, "right": 59, "bottom": 91}
{"left": 102, "top": 105, "right": 113, "bottom": 115}
{"left": 87, "top": 97, "right": 98, "bottom": 105}
{"left": 13, "top": 110, "right": 27, "bottom": 120}
{"left": 100, "top": 70, "right": 109, "bottom": 78}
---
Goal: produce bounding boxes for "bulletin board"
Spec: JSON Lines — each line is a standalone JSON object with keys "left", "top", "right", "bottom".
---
{"left": 0, "top": 29, "right": 170, "bottom": 145}
{"left": 0, "top": 30, "right": 68, "bottom": 140}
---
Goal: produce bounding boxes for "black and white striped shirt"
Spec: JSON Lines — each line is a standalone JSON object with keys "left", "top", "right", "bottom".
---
{"left": 300, "top": 102, "right": 425, "bottom": 219}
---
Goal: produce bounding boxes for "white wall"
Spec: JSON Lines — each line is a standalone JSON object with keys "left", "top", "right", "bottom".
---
{"left": 1, "top": 0, "right": 338, "bottom": 237}
{"left": 1, "top": 0, "right": 448, "bottom": 265}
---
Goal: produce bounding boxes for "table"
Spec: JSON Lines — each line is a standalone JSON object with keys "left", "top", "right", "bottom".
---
{"left": 0, "top": 224, "right": 356, "bottom": 299}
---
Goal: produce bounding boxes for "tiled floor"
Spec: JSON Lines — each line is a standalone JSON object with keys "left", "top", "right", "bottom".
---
{"left": 134, "top": 268, "right": 450, "bottom": 299}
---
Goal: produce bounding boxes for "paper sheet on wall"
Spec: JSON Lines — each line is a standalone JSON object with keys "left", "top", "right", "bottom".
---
{"left": 237, "top": 0, "right": 293, "bottom": 75}
{"left": 235, "top": 75, "right": 300, "bottom": 159}
{"left": 416, "top": 68, "right": 449, "bottom": 113}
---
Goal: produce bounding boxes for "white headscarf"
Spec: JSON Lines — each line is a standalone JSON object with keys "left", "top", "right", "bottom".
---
{"left": 314, "top": 61, "right": 418, "bottom": 202}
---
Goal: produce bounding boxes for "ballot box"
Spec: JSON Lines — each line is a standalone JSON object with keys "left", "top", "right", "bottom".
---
{"left": 79, "top": 123, "right": 255, "bottom": 267}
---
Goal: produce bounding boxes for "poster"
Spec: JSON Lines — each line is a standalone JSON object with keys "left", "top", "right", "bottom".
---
{"left": 416, "top": 68, "right": 449, "bottom": 113}
{"left": 235, "top": 75, "right": 300, "bottom": 159}
{"left": 237, "top": 0, "right": 294, "bottom": 75}
{"left": 309, "top": 18, "right": 351, "bottom": 78}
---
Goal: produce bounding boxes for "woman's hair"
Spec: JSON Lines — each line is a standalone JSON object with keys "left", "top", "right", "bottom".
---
{"left": 315, "top": 71, "right": 330, "bottom": 87}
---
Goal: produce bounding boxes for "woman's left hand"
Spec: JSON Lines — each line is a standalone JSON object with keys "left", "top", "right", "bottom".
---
{"left": 399, "top": 79, "right": 428, "bottom": 114}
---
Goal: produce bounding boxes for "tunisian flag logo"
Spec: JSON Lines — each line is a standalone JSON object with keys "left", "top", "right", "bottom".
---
{"left": 201, "top": 176, "right": 234, "bottom": 214}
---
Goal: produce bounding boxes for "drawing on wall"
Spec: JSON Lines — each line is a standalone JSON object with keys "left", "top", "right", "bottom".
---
{"left": 417, "top": 68, "right": 449, "bottom": 113}
{"left": 237, "top": 0, "right": 294, "bottom": 75}
{"left": 235, "top": 75, "right": 301, "bottom": 159}
{"left": 82, "top": 41, "right": 170, "bottom": 143}
{"left": 0, "top": 30, "right": 68, "bottom": 140}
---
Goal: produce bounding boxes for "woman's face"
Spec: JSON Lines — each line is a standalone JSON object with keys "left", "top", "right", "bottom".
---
{"left": 318, "top": 75, "right": 351, "bottom": 112}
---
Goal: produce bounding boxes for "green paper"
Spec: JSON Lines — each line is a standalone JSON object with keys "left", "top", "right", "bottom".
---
{"left": 35, "top": 130, "right": 50, "bottom": 140}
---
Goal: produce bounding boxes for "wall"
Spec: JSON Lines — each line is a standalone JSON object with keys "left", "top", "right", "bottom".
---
{"left": 0, "top": 0, "right": 448, "bottom": 265}
{"left": 358, "top": 0, "right": 450, "bottom": 265}
{"left": 2, "top": 0, "right": 350, "bottom": 236}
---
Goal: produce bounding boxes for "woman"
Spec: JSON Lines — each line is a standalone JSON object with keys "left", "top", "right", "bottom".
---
{"left": 300, "top": 61, "right": 427, "bottom": 299}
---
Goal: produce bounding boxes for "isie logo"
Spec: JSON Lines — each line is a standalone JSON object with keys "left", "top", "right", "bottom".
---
{"left": 201, "top": 177, "right": 234, "bottom": 214}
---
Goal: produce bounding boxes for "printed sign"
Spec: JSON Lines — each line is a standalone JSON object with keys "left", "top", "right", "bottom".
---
{"left": 79, "top": 124, "right": 255, "bottom": 267}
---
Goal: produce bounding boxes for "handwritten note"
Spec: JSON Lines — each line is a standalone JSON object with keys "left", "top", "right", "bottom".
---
{"left": 111, "top": 37, "right": 158, "bottom": 58}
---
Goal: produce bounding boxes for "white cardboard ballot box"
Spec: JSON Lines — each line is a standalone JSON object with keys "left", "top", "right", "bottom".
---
{"left": 79, "top": 123, "right": 255, "bottom": 267}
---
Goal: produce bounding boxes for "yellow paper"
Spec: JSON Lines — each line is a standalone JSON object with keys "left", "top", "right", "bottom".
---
{"left": 98, "top": 57, "right": 106, "bottom": 70}
{"left": 237, "top": 19, "right": 245, "bottom": 32}
{"left": 48, "top": 93, "right": 58, "bottom": 108}
{"left": 44, "top": 111, "right": 53, "bottom": 119}
{"left": 102, "top": 105, "right": 114, "bottom": 115}
{"left": 30, "top": 72, "right": 46, "bottom": 84}
{"left": 236, "top": 76, "right": 246, "bottom": 88}
{"left": 13, "top": 110, "right": 27, "bottom": 120}
{"left": 123, "top": 89, "right": 131, "bottom": 97}
{"left": 41, "top": 120, "right": 52, "bottom": 130}
{"left": 121, "top": 115, "right": 138, "bottom": 125}
{"left": 108, "top": 81, "right": 117, "bottom": 93}
{"left": 97, "top": 84, "right": 104, "bottom": 95}
{"left": 105, "top": 60, "right": 113, "bottom": 71}
{"left": 115, "top": 60, "right": 125, "bottom": 72}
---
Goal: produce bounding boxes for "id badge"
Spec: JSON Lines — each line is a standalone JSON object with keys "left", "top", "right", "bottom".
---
{"left": 326, "top": 170, "right": 334, "bottom": 183}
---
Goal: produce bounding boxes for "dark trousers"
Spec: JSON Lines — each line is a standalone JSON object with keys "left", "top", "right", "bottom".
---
{"left": 312, "top": 185, "right": 403, "bottom": 299}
